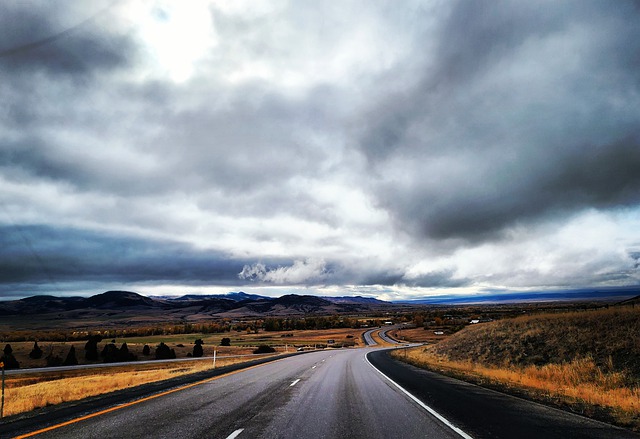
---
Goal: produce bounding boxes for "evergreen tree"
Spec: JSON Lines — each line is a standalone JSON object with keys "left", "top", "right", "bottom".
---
{"left": 29, "top": 341, "right": 43, "bottom": 359}
{"left": 193, "top": 339, "right": 204, "bottom": 357}
{"left": 85, "top": 335, "right": 102, "bottom": 361}
{"left": 1, "top": 343, "right": 20, "bottom": 369}
{"left": 63, "top": 346, "right": 78, "bottom": 366}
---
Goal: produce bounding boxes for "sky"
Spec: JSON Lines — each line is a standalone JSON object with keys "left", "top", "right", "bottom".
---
{"left": 1, "top": 0, "right": 640, "bottom": 301}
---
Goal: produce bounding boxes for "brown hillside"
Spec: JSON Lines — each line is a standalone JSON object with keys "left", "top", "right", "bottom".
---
{"left": 434, "top": 306, "right": 640, "bottom": 379}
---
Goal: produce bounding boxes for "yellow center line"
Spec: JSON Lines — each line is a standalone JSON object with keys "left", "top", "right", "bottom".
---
{"left": 12, "top": 360, "right": 278, "bottom": 439}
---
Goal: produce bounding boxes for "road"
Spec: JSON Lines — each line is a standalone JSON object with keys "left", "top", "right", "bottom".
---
{"left": 362, "top": 328, "right": 378, "bottom": 346}
{"left": 3, "top": 348, "right": 638, "bottom": 439}
{"left": 6, "top": 349, "right": 462, "bottom": 439}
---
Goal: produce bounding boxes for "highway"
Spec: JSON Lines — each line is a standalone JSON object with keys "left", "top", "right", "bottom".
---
{"left": 6, "top": 349, "right": 463, "bottom": 439}
{"left": 3, "top": 348, "right": 638, "bottom": 439}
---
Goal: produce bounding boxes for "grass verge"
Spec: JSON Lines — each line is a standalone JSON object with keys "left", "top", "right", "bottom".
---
{"left": 2, "top": 355, "right": 276, "bottom": 417}
{"left": 392, "top": 344, "right": 640, "bottom": 431}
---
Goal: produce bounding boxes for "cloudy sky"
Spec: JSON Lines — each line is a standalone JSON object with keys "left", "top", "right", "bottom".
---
{"left": 1, "top": 0, "right": 640, "bottom": 301}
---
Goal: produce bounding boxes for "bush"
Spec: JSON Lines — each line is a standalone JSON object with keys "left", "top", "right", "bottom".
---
{"left": 85, "top": 335, "right": 102, "bottom": 361}
{"left": 193, "top": 339, "right": 204, "bottom": 357}
{"left": 155, "top": 342, "right": 176, "bottom": 360}
{"left": 253, "top": 345, "right": 275, "bottom": 354}
{"left": 101, "top": 343, "right": 119, "bottom": 363}
{"left": 29, "top": 341, "right": 43, "bottom": 359}
{"left": 220, "top": 337, "right": 231, "bottom": 346}
{"left": 142, "top": 344, "right": 151, "bottom": 356}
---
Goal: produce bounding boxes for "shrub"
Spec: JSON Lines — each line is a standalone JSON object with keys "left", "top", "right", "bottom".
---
{"left": 1, "top": 345, "right": 20, "bottom": 369}
{"left": 193, "top": 339, "right": 204, "bottom": 357}
{"left": 142, "top": 344, "right": 151, "bottom": 356}
{"left": 155, "top": 342, "right": 176, "bottom": 360}
{"left": 84, "top": 335, "right": 102, "bottom": 361}
{"left": 29, "top": 341, "right": 43, "bottom": 359}
{"left": 220, "top": 337, "right": 231, "bottom": 346}
{"left": 101, "top": 343, "right": 119, "bottom": 363}
{"left": 253, "top": 345, "right": 275, "bottom": 354}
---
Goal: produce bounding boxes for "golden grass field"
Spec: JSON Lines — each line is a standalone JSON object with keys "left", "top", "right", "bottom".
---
{"left": 1, "top": 328, "right": 365, "bottom": 418}
{"left": 2, "top": 355, "right": 278, "bottom": 417}
{"left": 392, "top": 306, "right": 640, "bottom": 431}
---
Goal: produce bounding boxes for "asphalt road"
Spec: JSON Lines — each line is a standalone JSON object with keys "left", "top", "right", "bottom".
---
{"left": 6, "top": 349, "right": 462, "bottom": 439}
{"left": 4, "top": 348, "right": 638, "bottom": 439}
{"left": 362, "top": 328, "right": 378, "bottom": 346}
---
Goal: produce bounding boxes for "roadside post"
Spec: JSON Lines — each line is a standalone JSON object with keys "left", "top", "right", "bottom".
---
{"left": 213, "top": 349, "right": 217, "bottom": 369}
{"left": 1, "top": 360, "right": 4, "bottom": 418}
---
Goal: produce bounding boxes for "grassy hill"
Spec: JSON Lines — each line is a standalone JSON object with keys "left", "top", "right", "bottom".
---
{"left": 397, "top": 305, "right": 640, "bottom": 430}
{"left": 435, "top": 306, "right": 640, "bottom": 378}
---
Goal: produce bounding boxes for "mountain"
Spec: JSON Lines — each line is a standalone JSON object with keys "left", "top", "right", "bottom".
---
{"left": 0, "top": 291, "right": 388, "bottom": 323}
{"left": 326, "top": 296, "right": 389, "bottom": 305}
{"left": 85, "top": 291, "right": 159, "bottom": 309}
{"left": 174, "top": 292, "right": 270, "bottom": 302}
{"left": 398, "top": 286, "right": 640, "bottom": 305}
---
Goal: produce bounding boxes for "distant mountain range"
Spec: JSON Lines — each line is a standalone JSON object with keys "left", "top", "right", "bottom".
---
{"left": 1, "top": 287, "right": 636, "bottom": 323}
{"left": 397, "top": 286, "right": 640, "bottom": 305}
{"left": 0, "top": 290, "right": 391, "bottom": 319}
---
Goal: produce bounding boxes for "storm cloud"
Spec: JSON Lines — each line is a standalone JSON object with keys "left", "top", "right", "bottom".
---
{"left": 1, "top": 1, "right": 639, "bottom": 299}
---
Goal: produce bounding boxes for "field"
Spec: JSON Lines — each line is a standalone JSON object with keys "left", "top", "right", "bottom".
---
{"left": 392, "top": 305, "right": 640, "bottom": 431}
{"left": 0, "top": 328, "right": 365, "bottom": 418}
{"left": 4, "top": 327, "right": 364, "bottom": 370}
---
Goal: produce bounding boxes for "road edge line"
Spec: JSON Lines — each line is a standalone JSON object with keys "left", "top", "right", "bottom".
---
{"left": 364, "top": 351, "right": 474, "bottom": 439}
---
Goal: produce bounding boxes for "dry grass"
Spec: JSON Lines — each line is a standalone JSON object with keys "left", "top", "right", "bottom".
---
{"left": 392, "top": 306, "right": 640, "bottom": 430}
{"left": 2, "top": 354, "right": 277, "bottom": 417}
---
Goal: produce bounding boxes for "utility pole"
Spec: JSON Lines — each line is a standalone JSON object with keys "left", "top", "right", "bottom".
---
{"left": 1, "top": 361, "right": 5, "bottom": 418}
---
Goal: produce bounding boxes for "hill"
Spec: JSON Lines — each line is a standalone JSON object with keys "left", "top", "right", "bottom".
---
{"left": 399, "top": 305, "right": 640, "bottom": 430}
{"left": 434, "top": 306, "right": 640, "bottom": 376}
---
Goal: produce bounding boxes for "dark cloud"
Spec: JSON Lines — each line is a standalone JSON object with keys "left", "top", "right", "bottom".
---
{"left": 1, "top": 1, "right": 639, "bottom": 298}
{"left": 0, "top": 2, "right": 135, "bottom": 77}
{"left": 0, "top": 225, "right": 247, "bottom": 290}
{"left": 358, "top": 0, "right": 640, "bottom": 242}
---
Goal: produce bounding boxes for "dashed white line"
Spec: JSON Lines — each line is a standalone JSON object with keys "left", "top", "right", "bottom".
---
{"left": 290, "top": 379, "right": 301, "bottom": 387}
{"left": 312, "top": 365, "right": 317, "bottom": 369}
{"left": 226, "top": 428, "right": 244, "bottom": 439}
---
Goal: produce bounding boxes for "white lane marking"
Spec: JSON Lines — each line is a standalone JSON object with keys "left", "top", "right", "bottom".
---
{"left": 312, "top": 365, "right": 317, "bottom": 369}
{"left": 290, "top": 379, "right": 301, "bottom": 387}
{"left": 364, "top": 352, "right": 474, "bottom": 439}
{"left": 226, "top": 429, "right": 244, "bottom": 439}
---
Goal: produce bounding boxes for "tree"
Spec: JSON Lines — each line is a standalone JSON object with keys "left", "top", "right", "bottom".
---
{"left": 220, "top": 337, "right": 231, "bottom": 347}
{"left": 118, "top": 343, "right": 137, "bottom": 362}
{"left": 155, "top": 342, "right": 176, "bottom": 360}
{"left": 193, "top": 339, "right": 204, "bottom": 358}
{"left": 63, "top": 346, "right": 78, "bottom": 366}
{"left": 101, "top": 343, "right": 119, "bottom": 363}
{"left": 142, "top": 344, "right": 151, "bottom": 356}
{"left": 29, "top": 341, "right": 43, "bottom": 359}
{"left": 253, "top": 345, "right": 275, "bottom": 354}
{"left": 1, "top": 344, "right": 20, "bottom": 369}
{"left": 45, "top": 350, "right": 63, "bottom": 367}
{"left": 85, "top": 335, "right": 102, "bottom": 361}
